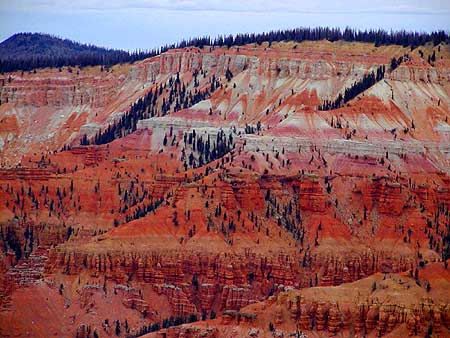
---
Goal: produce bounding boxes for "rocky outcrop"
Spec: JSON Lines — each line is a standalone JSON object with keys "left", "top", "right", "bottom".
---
{"left": 221, "top": 285, "right": 255, "bottom": 310}
{"left": 0, "top": 248, "right": 48, "bottom": 314}
{"left": 295, "top": 176, "right": 325, "bottom": 213}
{"left": 0, "top": 168, "right": 53, "bottom": 180}
{"left": 75, "top": 323, "right": 91, "bottom": 338}
{"left": 0, "top": 222, "right": 69, "bottom": 255}
{"left": 391, "top": 65, "right": 450, "bottom": 84}
{"left": 115, "top": 284, "right": 150, "bottom": 315}
{"left": 68, "top": 146, "right": 107, "bottom": 166}
{"left": 286, "top": 295, "right": 450, "bottom": 336}
{"left": 241, "top": 134, "right": 450, "bottom": 158}
{"left": 5, "top": 247, "right": 48, "bottom": 286}
{"left": 370, "top": 178, "right": 404, "bottom": 215}
{"left": 158, "top": 46, "right": 391, "bottom": 82}
{"left": 2, "top": 40, "right": 450, "bottom": 338}
{"left": 154, "top": 284, "right": 197, "bottom": 317}
{"left": 46, "top": 248, "right": 378, "bottom": 286}
{"left": 44, "top": 246, "right": 417, "bottom": 319}
{"left": 0, "top": 76, "right": 121, "bottom": 108}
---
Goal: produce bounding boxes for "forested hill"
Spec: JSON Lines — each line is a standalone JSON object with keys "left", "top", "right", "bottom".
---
{"left": 0, "top": 33, "right": 158, "bottom": 73}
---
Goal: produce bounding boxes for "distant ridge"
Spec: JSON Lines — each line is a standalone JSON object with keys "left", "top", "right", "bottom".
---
{"left": 1, "top": 28, "right": 448, "bottom": 73}
{"left": 0, "top": 33, "right": 159, "bottom": 73}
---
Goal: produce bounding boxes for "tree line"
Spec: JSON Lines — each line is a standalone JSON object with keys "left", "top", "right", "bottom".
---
{"left": 133, "top": 313, "right": 200, "bottom": 337}
{"left": 180, "top": 129, "right": 235, "bottom": 169}
{"left": 81, "top": 71, "right": 221, "bottom": 146}
{"left": 0, "top": 33, "right": 165, "bottom": 73}
{"left": 1, "top": 28, "right": 448, "bottom": 73}
{"left": 318, "top": 54, "right": 408, "bottom": 111}
{"left": 318, "top": 65, "right": 386, "bottom": 111}
{"left": 176, "top": 27, "right": 448, "bottom": 49}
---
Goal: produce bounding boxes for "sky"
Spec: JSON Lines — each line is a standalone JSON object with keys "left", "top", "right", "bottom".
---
{"left": 0, "top": 0, "right": 449, "bottom": 51}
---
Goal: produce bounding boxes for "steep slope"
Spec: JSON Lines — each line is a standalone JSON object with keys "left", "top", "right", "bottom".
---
{"left": 0, "top": 40, "right": 450, "bottom": 338}
{"left": 144, "top": 263, "right": 450, "bottom": 338}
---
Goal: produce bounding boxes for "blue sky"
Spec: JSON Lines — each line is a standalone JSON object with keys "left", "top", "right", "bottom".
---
{"left": 1, "top": 0, "right": 449, "bottom": 51}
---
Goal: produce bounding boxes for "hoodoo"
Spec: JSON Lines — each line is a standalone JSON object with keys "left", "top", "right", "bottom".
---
{"left": 0, "top": 24, "right": 450, "bottom": 338}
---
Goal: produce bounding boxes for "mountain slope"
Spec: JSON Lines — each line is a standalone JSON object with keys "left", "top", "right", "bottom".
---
{"left": 0, "top": 33, "right": 121, "bottom": 59}
{"left": 0, "top": 38, "right": 450, "bottom": 337}
{"left": 0, "top": 33, "right": 155, "bottom": 72}
{"left": 1, "top": 28, "right": 449, "bottom": 73}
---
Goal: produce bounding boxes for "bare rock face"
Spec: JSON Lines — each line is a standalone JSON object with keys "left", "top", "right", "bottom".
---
{"left": 370, "top": 179, "right": 403, "bottom": 215}
{"left": 213, "top": 267, "right": 449, "bottom": 338}
{"left": 296, "top": 177, "right": 326, "bottom": 213}
{"left": 40, "top": 243, "right": 419, "bottom": 330}
{"left": 114, "top": 284, "right": 150, "bottom": 315}
{"left": 0, "top": 64, "right": 151, "bottom": 164}
{"left": 46, "top": 247, "right": 402, "bottom": 287}
{"left": 1, "top": 40, "right": 450, "bottom": 338}
{"left": 390, "top": 64, "right": 450, "bottom": 83}
{"left": 154, "top": 284, "right": 198, "bottom": 317}
{"left": 5, "top": 247, "right": 48, "bottom": 286}
{"left": 0, "top": 76, "right": 119, "bottom": 107}
{"left": 284, "top": 298, "right": 450, "bottom": 337}
{"left": 221, "top": 285, "right": 255, "bottom": 310}
{"left": 157, "top": 42, "right": 425, "bottom": 87}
